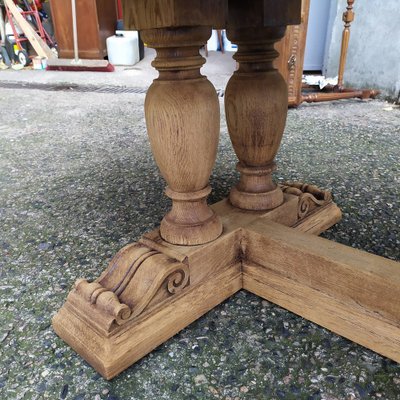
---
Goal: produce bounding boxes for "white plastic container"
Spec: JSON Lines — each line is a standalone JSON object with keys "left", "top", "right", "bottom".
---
{"left": 106, "top": 31, "right": 139, "bottom": 66}
{"left": 207, "top": 30, "right": 237, "bottom": 52}
{"left": 33, "top": 56, "right": 45, "bottom": 70}
{"left": 223, "top": 31, "right": 238, "bottom": 52}
{"left": 207, "top": 30, "right": 219, "bottom": 51}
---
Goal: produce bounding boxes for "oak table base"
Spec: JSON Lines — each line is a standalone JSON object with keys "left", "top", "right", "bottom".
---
{"left": 53, "top": 0, "right": 400, "bottom": 382}
{"left": 52, "top": 185, "right": 400, "bottom": 380}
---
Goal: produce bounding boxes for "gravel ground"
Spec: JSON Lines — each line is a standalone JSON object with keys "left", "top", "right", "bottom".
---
{"left": 0, "top": 87, "right": 399, "bottom": 400}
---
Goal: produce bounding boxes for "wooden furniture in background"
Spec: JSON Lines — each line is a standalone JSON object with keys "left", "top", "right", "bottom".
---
{"left": 276, "top": 0, "right": 378, "bottom": 106}
{"left": 275, "top": 0, "right": 310, "bottom": 107}
{"left": 302, "top": 0, "right": 379, "bottom": 103}
{"left": 337, "top": 0, "right": 354, "bottom": 89}
{"left": 52, "top": 0, "right": 399, "bottom": 380}
{"left": 50, "top": 0, "right": 117, "bottom": 59}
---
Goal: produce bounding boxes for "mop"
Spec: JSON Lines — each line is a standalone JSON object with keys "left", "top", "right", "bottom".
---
{"left": 47, "top": 0, "right": 114, "bottom": 72}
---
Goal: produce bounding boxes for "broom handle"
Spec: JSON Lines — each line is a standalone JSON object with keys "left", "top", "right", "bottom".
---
{"left": 71, "top": 0, "right": 79, "bottom": 62}
{"left": 116, "top": 0, "right": 123, "bottom": 20}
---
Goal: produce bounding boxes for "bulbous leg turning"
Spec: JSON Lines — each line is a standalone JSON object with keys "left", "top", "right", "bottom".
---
{"left": 225, "top": 27, "right": 288, "bottom": 211}
{"left": 142, "top": 27, "right": 223, "bottom": 245}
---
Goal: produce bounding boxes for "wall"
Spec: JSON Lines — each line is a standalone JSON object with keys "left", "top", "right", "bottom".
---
{"left": 324, "top": 0, "right": 400, "bottom": 98}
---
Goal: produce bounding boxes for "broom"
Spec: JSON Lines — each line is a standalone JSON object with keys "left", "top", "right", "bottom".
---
{"left": 47, "top": 0, "right": 114, "bottom": 72}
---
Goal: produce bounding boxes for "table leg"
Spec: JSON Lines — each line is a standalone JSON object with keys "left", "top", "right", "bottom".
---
{"left": 141, "top": 26, "right": 223, "bottom": 246}
{"left": 225, "top": 27, "right": 287, "bottom": 210}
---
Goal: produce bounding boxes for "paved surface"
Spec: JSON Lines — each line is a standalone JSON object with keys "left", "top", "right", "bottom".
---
{"left": 0, "top": 49, "right": 236, "bottom": 92}
{"left": 0, "top": 63, "right": 399, "bottom": 400}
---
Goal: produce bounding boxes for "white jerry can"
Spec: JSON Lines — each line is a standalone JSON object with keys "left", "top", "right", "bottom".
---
{"left": 106, "top": 31, "right": 140, "bottom": 66}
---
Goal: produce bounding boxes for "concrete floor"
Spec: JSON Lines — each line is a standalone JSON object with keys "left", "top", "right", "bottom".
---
{"left": 0, "top": 48, "right": 236, "bottom": 91}
{"left": 0, "top": 52, "right": 399, "bottom": 400}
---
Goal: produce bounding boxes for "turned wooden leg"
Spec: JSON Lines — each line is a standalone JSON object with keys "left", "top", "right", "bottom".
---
{"left": 337, "top": 0, "right": 355, "bottom": 90}
{"left": 225, "top": 27, "right": 288, "bottom": 210}
{"left": 141, "top": 27, "right": 223, "bottom": 245}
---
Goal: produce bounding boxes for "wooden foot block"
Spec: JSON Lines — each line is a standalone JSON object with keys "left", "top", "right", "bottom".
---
{"left": 211, "top": 182, "right": 341, "bottom": 234}
{"left": 53, "top": 190, "right": 400, "bottom": 376}
{"left": 53, "top": 263, "right": 241, "bottom": 379}
{"left": 52, "top": 215, "right": 243, "bottom": 379}
{"left": 53, "top": 183, "right": 345, "bottom": 378}
{"left": 243, "top": 220, "right": 400, "bottom": 363}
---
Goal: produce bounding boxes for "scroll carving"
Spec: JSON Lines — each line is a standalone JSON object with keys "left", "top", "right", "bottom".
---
{"left": 167, "top": 268, "right": 190, "bottom": 295}
{"left": 281, "top": 182, "right": 332, "bottom": 219}
{"left": 71, "top": 243, "right": 190, "bottom": 329}
{"left": 75, "top": 279, "right": 133, "bottom": 325}
{"left": 127, "top": 261, "right": 189, "bottom": 319}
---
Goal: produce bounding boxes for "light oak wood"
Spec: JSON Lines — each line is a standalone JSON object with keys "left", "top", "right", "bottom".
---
{"left": 247, "top": 220, "right": 400, "bottom": 324}
{"left": 53, "top": 188, "right": 343, "bottom": 379}
{"left": 4, "top": 0, "right": 56, "bottom": 59}
{"left": 141, "top": 26, "right": 223, "bottom": 245}
{"left": 54, "top": 264, "right": 242, "bottom": 379}
{"left": 122, "top": 0, "right": 227, "bottom": 30}
{"left": 124, "top": 0, "right": 227, "bottom": 248}
{"left": 53, "top": 0, "right": 399, "bottom": 383}
{"left": 289, "top": 202, "right": 342, "bottom": 235}
{"left": 244, "top": 268, "right": 400, "bottom": 364}
{"left": 227, "top": 0, "right": 301, "bottom": 28}
{"left": 225, "top": 26, "right": 287, "bottom": 210}
{"left": 53, "top": 193, "right": 400, "bottom": 378}
{"left": 243, "top": 220, "right": 400, "bottom": 363}
{"left": 337, "top": 0, "right": 355, "bottom": 90}
{"left": 279, "top": 182, "right": 342, "bottom": 234}
{"left": 224, "top": 0, "right": 301, "bottom": 211}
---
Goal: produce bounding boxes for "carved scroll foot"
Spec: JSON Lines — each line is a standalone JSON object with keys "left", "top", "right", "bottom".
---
{"left": 279, "top": 181, "right": 342, "bottom": 234}
{"left": 52, "top": 227, "right": 242, "bottom": 379}
{"left": 53, "top": 182, "right": 342, "bottom": 379}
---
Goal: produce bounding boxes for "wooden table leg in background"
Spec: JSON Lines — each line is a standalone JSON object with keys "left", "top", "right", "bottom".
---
{"left": 337, "top": 0, "right": 355, "bottom": 91}
{"left": 301, "top": 0, "right": 379, "bottom": 104}
{"left": 225, "top": 26, "right": 287, "bottom": 210}
{"left": 52, "top": 0, "right": 400, "bottom": 380}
